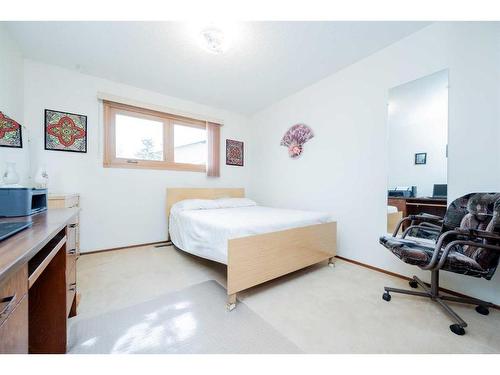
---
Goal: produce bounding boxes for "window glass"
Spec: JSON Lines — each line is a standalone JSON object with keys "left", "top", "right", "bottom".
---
{"left": 115, "top": 113, "right": 164, "bottom": 161}
{"left": 174, "top": 124, "right": 207, "bottom": 165}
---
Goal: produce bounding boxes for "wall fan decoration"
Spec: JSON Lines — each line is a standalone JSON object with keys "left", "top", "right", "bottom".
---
{"left": 280, "top": 123, "right": 314, "bottom": 158}
{"left": 0, "top": 111, "right": 23, "bottom": 148}
{"left": 45, "top": 109, "right": 87, "bottom": 153}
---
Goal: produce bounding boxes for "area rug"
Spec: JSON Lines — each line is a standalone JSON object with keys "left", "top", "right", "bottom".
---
{"left": 68, "top": 280, "right": 302, "bottom": 354}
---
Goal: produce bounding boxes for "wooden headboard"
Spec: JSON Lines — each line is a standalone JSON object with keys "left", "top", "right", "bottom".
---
{"left": 166, "top": 188, "right": 245, "bottom": 219}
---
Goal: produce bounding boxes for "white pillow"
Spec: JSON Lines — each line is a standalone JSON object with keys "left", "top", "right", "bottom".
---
{"left": 215, "top": 197, "right": 257, "bottom": 209}
{"left": 170, "top": 199, "right": 219, "bottom": 214}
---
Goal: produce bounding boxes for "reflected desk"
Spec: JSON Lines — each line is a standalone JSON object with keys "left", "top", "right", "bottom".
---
{"left": 388, "top": 197, "right": 448, "bottom": 230}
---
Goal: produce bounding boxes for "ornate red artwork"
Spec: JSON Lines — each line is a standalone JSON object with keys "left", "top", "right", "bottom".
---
{"left": 226, "top": 139, "right": 244, "bottom": 166}
{"left": 0, "top": 111, "right": 22, "bottom": 148}
{"left": 0, "top": 112, "right": 20, "bottom": 138}
{"left": 45, "top": 109, "right": 87, "bottom": 152}
{"left": 47, "top": 116, "right": 86, "bottom": 147}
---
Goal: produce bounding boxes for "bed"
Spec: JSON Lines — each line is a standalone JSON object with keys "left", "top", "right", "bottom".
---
{"left": 167, "top": 188, "right": 337, "bottom": 310}
{"left": 387, "top": 205, "right": 403, "bottom": 234}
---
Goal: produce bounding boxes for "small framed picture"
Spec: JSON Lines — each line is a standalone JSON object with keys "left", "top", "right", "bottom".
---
{"left": 226, "top": 139, "right": 244, "bottom": 166}
{"left": 45, "top": 109, "right": 87, "bottom": 153}
{"left": 415, "top": 152, "right": 427, "bottom": 165}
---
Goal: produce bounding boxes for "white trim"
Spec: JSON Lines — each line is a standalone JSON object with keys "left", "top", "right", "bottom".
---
{"left": 96, "top": 92, "right": 224, "bottom": 126}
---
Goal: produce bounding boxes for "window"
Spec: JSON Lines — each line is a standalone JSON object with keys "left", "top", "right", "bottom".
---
{"left": 103, "top": 101, "right": 219, "bottom": 173}
{"left": 174, "top": 123, "right": 207, "bottom": 165}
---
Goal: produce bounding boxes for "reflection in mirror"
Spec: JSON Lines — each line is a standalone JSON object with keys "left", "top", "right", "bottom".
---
{"left": 0, "top": 27, "right": 30, "bottom": 187}
{"left": 386, "top": 70, "right": 448, "bottom": 233}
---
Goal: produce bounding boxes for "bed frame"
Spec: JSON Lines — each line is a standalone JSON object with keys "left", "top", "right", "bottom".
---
{"left": 387, "top": 211, "right": 403, "bottom": 234}
{"left": 166, "top": 188, "right": 337, "bottom": 310}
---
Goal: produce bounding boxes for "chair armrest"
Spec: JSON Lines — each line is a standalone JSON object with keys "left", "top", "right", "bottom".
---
{"left": 420, "top": 230, "right": 462, "bottom": 270}
{"left": 454, "top": 228, "right": 500, "bottom": 242}
{"left": 433, "top": 239, "right": 500, "bottom": 270}
{"left": 391, "top": 214, "right": 443, "bottom": 237}
{"left": 416, "top": 226, "right": 500, "bottom": 271}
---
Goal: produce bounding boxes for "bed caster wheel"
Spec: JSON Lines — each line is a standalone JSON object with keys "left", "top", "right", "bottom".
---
{"left": 475, "top": 305, "right": 489, "bottom": 315}
{"left": 409, "top": 280, "right": 418, "bottom": 288}
{"left": 226, "top": 303, "right": 236, "bottom": 312}
{"left": 328, "top": 261, "right": 335, "bottom": 268}
{"left": 449, "top": 324, "right": 465, "bottom": 336}
{"left": 382, "top": 292, "right": 391, "bottom": 302}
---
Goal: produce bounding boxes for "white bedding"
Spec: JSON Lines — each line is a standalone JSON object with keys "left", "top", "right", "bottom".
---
{"left": 169, "top": 203, "right": 334, "bottom": 264}
{"left": 387, "top": 205, "right": 398, "bottom": 214}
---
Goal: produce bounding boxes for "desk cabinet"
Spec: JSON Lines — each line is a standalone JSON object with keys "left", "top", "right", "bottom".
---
{"left": 0, "top": 209, "right": 79, "bottom": 354}
{"left": 0, "top": 296, "right": 28, "bottom": 353}
{"left": 49, "top": 194, "right": 79, "bottom": 319}
{"left": 0, "top": 266, "right": 28, "bottom": 353}
{"left": 48, "top": 194, "right": 80, "bottom": 255}
{"left": 66, "top": 261, "right": 77, "bottom": 317}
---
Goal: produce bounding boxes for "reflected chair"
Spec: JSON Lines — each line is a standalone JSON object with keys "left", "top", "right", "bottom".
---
{"left": 379, "top": 193, "right": 500, "bottom": 335}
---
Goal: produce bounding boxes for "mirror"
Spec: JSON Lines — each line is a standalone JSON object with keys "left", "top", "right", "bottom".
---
{"left": 386, "top": 70, "right": 449, "bottom": 233}
{"left": 0, "top": 28, "right": 30, "bottom": 187}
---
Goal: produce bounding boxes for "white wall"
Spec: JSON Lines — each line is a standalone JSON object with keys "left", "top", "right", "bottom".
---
{"left": 23, "top": 60, "right": 251, "bottom": 252}
{"left": 0, "top": 25, "right": 29, "bottom": 185}
{"left": 388, "top": 70, "right": 448, "bottom": 197}
{"left": 249, "top": 22, "right": 500, "bottom": 303}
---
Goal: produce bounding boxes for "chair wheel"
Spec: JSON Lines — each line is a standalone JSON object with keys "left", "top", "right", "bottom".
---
{"left": 409, "top": 280, "right": 418, "bottom": 288}
{"left": 475, "top": 305, "right": 489, "bottom": 315}
{"left": 382, "top": 292, "right": 391, "bottom": 302}
{"left": 449, "top": 324, "right": 465, "bottom": 336}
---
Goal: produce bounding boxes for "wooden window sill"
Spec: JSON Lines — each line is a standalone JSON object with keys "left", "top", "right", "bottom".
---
{"left": 103, "top": 160, "right": 206, "bottom": 173}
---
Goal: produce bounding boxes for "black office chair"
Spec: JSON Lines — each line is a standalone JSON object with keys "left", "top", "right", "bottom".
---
{"left": 379, "top": 192, "right": 500, "bottom": 335}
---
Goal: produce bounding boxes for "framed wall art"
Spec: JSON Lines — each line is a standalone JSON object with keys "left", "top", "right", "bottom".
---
{"left": 0, "top": 111, "right": 23, "bottom": 148}
{"left": 226, "top": 139, "right": 244, "bottom": 166}
{"left": 45, "top": 109, "right": 87, "bottom": 153}
{"left": 415, "top": 152, "right": 427, "bottom": 165}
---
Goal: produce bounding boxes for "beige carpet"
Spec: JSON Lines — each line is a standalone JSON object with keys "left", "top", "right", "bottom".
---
{"left": 68, "top": 280, "right": 301, "bottom": 354}
{"left": 73, "top": 245, "right": 500, "bottom": 353}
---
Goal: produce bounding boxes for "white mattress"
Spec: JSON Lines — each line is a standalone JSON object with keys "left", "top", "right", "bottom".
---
{"left": 169, "top": 206, "right": 334, "bottom": 264}
{"left": 387, "top": 205, "right": 398, "bottom": 214}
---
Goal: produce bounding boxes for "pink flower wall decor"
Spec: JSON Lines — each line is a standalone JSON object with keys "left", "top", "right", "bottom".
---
{"left": 280, "top": 123, "right": 314, "bottom": 158}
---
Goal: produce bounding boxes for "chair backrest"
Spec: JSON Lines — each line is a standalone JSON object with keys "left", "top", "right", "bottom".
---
{"left": 442, "top": 193, "right": 500, "bottom": 279}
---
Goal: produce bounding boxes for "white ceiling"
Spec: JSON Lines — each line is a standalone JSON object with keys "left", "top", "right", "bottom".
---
{"left": 5, "top": 21, "right": 430, "bottom": 114}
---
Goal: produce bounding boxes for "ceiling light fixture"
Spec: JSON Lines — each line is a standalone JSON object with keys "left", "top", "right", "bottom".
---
{"left": 200, "top": 27, "right": 227, "bottom": 54}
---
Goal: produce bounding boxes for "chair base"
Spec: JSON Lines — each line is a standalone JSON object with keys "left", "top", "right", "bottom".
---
{"left": 383, "top": 270, "right": 494, "bottom": 335}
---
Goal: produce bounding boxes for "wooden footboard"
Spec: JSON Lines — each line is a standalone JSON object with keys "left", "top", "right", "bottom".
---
{"left": 387, "top": 212, "right": 403, "bottom": 234}
{"left": 227, "top": 222, "right": 337, "bottom": 299}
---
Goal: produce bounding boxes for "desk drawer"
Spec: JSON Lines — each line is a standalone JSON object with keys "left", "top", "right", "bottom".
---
{"left": 66, "top": 223, "right": 77, "bottom": 255}
{"left": 0, "top": 265, "right": 28, "bottom": 326}
{"left": 66, "top": 265, "right": 76, "bottom": 316}
{"left": 0, "top": 295, "right": 28, "bottom": 354}
{"left": 66, "top": 247, "right": 77, "bottom": 273}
